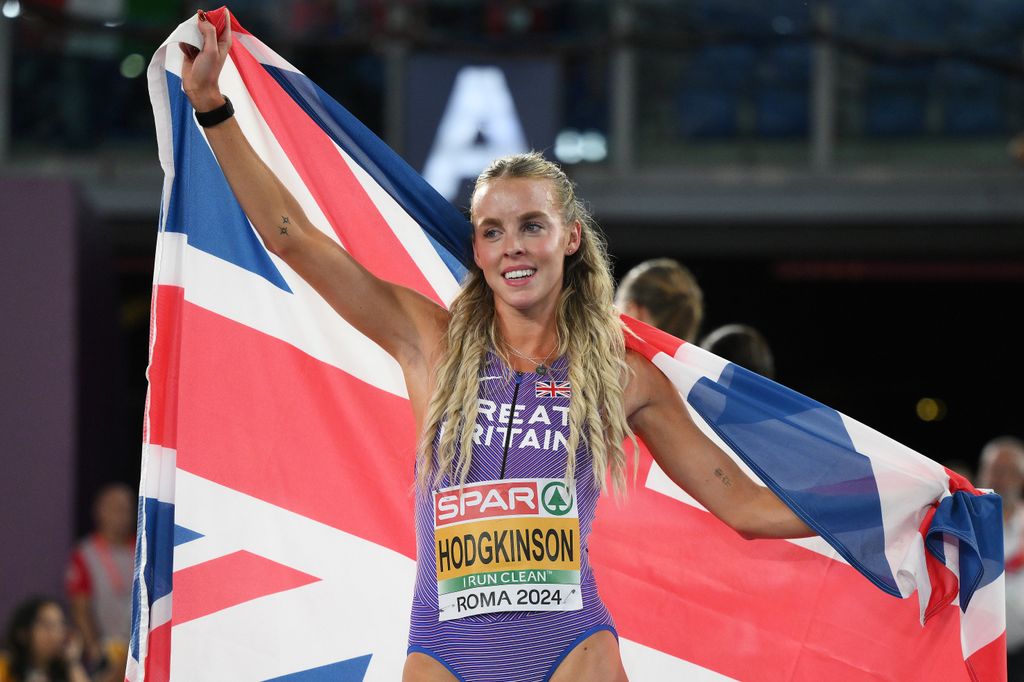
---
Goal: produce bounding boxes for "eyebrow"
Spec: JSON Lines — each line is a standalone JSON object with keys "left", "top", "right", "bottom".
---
{"left": 475, "top": 211, "right": 552, "bottom": 229}
{"left": 517, "top": 211, "right": 550, "bottom": 223}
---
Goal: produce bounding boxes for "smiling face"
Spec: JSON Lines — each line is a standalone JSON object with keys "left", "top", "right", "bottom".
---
{"left": 471, "top": 177, "right": 581, "bottom": 317}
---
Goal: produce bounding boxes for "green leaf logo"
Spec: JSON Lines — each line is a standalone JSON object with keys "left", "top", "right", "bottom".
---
{"left": 541, "top": 481, "right": 573, "bottom": 516}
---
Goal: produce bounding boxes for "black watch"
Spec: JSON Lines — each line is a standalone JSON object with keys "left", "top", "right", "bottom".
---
{"left": 195, "top": 96, "right": 234, "bottom": 128}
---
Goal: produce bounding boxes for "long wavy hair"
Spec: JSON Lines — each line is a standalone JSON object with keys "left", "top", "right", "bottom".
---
{"left": 417, "top": 152, "right": 636, "bottom": 492}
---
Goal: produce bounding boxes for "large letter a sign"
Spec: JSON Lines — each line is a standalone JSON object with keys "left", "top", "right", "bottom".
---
{"left": 422, "top": 66, "right": 528, "bottom": 200}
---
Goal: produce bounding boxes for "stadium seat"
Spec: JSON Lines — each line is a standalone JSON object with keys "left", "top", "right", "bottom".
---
{"left": 941, "top": 60, "right": 1007, "bottom": 135}
{"left": 676, "top": 45, "right": 756, "bottom": 138}
{"left": 864, "top": 61, "right": 933, "bottom": 136}
{"left": 755, "top": 44, "right": 811, "bottom": 137}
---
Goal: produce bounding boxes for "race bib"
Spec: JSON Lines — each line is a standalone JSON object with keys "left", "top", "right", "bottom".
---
{"left": 433, "top": 478, "right": 582, "bottom": 621}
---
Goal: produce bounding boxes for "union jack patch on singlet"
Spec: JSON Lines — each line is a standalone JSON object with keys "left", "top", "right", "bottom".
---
{"left": 536, "top": 380, "right": 571, "bottom": 398}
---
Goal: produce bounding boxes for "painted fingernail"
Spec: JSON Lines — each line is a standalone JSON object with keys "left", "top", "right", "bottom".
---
{"left": 198, "top": 9, "right": 207, "bottom": 22}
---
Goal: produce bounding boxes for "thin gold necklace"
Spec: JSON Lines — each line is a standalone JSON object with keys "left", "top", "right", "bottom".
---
{"left": 503, "top": 339, "right": 558, "bottom": 376}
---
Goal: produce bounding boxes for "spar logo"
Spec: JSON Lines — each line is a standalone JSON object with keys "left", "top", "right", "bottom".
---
{"left": 541, "top": 481, "right": 573, "bottom": 516}
{"left": 434, "top": 481, "right": 540, "bottom": 527}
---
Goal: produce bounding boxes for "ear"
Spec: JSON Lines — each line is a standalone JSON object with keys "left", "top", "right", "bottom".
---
{"left": 566, "top": 220, "right": 582, "bottom": 255}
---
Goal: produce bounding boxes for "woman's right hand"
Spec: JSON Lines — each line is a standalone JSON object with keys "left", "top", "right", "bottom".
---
{"left": 178, "top": 9, "right": 232, "bottom": 111}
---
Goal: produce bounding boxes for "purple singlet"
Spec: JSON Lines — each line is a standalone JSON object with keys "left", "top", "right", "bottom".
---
{"left": 407, "top": 351, "right": 616, "bottom": 681}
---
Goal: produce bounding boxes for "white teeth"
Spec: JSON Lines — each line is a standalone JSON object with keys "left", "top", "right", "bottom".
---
{"left": 504, "top": 269, "right": 536, "bottom": 280}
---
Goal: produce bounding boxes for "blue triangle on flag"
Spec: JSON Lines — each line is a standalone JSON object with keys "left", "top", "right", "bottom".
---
{"left": 163, "top": 71, "right": 292, "bottom": 294}
{"left": 688, "top": 362, "right": 896, "bottom": 595}
{"left": 262, "top": 654, "right": 372, "bottom": 681}
{"left": 172, "top": 524, "right": 204, "bottom": 546}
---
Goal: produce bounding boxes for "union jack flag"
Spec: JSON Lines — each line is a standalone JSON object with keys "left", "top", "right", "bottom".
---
{"left": 132, "top": 8, "right": 1005, "bottom": 681}
{"left": 535, "top": 380, "right": 571, "bottom": 399}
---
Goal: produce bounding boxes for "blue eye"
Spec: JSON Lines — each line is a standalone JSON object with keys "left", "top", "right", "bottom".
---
{"left": 483, "top": 228, "right": 500, "bottom": 240}
{"left": 524, "top": 222, "right": 542, "bottom": 233}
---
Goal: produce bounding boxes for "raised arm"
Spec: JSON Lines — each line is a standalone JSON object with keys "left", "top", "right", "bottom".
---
{"left": 179, "top": 12, "right": 448, "bottom": 373}
{"left": 624, "top": 351, "right": 814, "bottom": 540}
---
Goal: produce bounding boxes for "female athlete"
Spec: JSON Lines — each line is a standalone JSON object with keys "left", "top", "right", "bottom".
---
{"left": 180, "top": 12, "right": 812, "bottom": 682}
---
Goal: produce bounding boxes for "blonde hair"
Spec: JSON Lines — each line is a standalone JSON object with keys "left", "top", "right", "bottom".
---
{"left": 417, "top": 152, "right": 636, "bottom": 492}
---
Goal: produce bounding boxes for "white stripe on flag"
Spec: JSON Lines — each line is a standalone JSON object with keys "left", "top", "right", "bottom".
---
{"left": 215, "top": 56, "right": 343, "bottom": 254}
{"left": 896, "top": 532, "right": 933, "bottom": 626}
{"left": 670, "top": 342, "right": 729, "bottom": 385}
{"left": 143, "top": 445, "right": 176, "bottom": 504}
{"left": 156, "top": 234, "right": 409, "bottom": 399}
{"left": 337, "top": 148, "right": 462, "bottom": 305}
{"left": 172, "top": 533, "right": 244, "bottom": 573}
{"left": 152, "top": 231, "right": 185, "bottom": 288}
{"left": 150, "top": 593, "right": 172, "bottom": 630}
{"left": 170, "top": 471, "right": 413, "bottom": 680}
{"left": 841, "top": 413, "right": 949, "bottom": 598}
{"left": 236, "top": 32, "right": 301, "bottom": 74}
{"left": 214, "top": 46, "right": 461, "bottom": 309}
{"left": 174, "top": 470, "right": 414, "bottom": 597}
{"left": 962, "top": 572, "right": 1007, "bottom": 658}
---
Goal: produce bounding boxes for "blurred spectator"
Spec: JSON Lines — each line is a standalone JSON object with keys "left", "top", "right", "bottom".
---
{"left": 1, "top": 597, "right": 89, "bottom": 682}
{"left": 701, "top": 323, "right": 776, "bottom": 379}
{"left": 64, "top": 484, "right": 135, "bottom": 673}
{"left": 615, "top": 258, "right": 704, "bottom": 342}
{"left": 977, "top": 436, "right": 1024, "bottom": 680}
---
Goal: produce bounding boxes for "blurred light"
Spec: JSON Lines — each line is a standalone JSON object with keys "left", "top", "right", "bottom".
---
{"left": 555, "top": 129, "right": 583, "bottom": 164}
{"left": 579, "top": 130, "right": 608, "bottom": 162}
{"left": 2, "top": 0, "right": 21, "bottom": 19}
{"left": 554, "top": 129, "right": 608, "bottom": 164}
{"left": 120, "top": 53, "right": 146, "bottom": 79}
{"left": 104, "top": 20, "right": 125, "bottom": 28}
{"left": 916, "top": 397, "right": 947, "bottom": 422}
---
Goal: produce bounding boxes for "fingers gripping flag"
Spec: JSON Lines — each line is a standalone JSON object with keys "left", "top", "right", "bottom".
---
{"left": 134, "top": 8, "right": 1006, "bottom": 681}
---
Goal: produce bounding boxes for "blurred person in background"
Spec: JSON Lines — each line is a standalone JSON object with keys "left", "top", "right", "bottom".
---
{"left": 0, "top": 597, "right": 89, "bottom": 682}
{"left": 977, "top": 436, "right": 1024, "bottom": 680}
{"left": 615, "top": 258, "right": 704, "bottom": 342}
{"left": 64, "top": 484, "right": 134, "bottom": 675}
{"left": 701, "top": 323, "right": 776, "bottom": 379}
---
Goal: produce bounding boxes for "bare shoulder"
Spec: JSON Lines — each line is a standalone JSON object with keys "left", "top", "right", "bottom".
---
{"left": 623, "top": 348, "right": 667, "bottom": 419}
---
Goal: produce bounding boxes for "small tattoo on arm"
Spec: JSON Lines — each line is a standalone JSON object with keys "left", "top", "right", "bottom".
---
{"left": 714, "top": 467, "right": 732, "bottom": 487}
{"left": 279, "top": 215, "right": 290, "bottom": 235}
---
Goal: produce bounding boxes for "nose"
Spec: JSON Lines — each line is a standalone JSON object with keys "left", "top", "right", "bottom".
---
{"left": 503, "top": 231, "right": 525, "bottom": 256}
